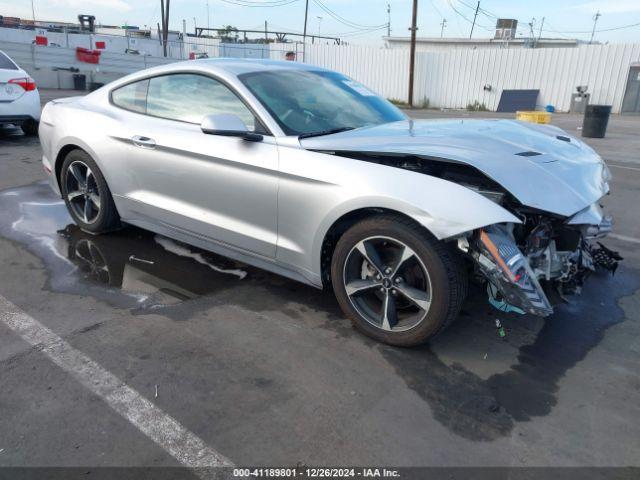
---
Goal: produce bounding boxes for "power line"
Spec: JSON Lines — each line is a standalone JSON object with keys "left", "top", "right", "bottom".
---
{"left": 429, "top": 0, "right": 444, "bottom": 19}
{"left": 543, "top": 20, "right": 640, "bottom": 35}
{"left": 219, "top": 0, "right": 297, "bottom": 4}
{"left": 311, "top": 0, "right": 387, "bottom": 30}
{"left": 333, "top": 25, "right": 389, "bottom": 38}
{"left": 455, "top": 0, "right": 640, "bottom": 37}
{"left": 458, "top": 0, "right": 497, "bottom": 19}
{"left": 218, "top": 0, "right": 300, "bottom": 7}
{"left": 446, "top": 0, "right": 493, "bottom": 31}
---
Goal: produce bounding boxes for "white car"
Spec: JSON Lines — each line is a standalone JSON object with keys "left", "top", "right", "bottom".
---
{"left": 0, "top": 49, "right": 40, "bottom": 135}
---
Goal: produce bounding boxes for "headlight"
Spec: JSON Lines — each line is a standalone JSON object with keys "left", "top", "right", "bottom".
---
{"left": 463, "top": 184, "right": 505, "bottom": 204}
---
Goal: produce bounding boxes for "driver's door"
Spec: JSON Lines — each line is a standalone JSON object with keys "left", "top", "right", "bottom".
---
{"left": 111, "top": 73, "right": 279, "bottom": 258}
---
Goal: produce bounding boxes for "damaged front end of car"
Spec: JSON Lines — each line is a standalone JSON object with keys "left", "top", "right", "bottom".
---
{"left": 459, "top": 209, "right": 622, "bottom": 317}
{"left": 300, "top": 119, "right": 623, "bottom": 317}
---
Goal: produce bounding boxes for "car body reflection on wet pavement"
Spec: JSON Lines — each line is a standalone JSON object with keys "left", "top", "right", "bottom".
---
{"left": 0, "top": 182, "right": 256, "bottom": 309}
{"left": 61, "top": 224, "right": 246, "bottom": 305}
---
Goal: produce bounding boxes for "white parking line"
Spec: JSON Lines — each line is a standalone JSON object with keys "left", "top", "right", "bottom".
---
{"left": 0, "top": 294, "right": 233, "bottom": 472}
{"left": 608, "top": 233, "right": 640, "bottom": 245}
{"left": 608, "top": 163, "right": 640, "bottom": 172}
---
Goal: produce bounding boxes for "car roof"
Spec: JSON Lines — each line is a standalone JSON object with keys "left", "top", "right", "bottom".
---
{"left": 186, "top": 58, "right": 327, "bottom": 75}
{"left": 104, "top": 57, "right": 332, "bottom": 93}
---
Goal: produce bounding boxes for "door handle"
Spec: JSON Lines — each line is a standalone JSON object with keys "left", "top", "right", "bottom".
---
{"left": 131, "top": 135, "right": 156, "bottom": 149}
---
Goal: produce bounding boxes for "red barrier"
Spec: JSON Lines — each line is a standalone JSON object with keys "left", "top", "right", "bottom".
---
{"left": 76, "top": 47, "right": 101, "bottom": 64}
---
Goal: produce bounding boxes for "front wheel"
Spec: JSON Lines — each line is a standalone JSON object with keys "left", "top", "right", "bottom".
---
{"left": 60, "top": 149, "right": 121, "bottom": 234}
{"left": 331, "top": 215, "right": 467, "bottom": 347}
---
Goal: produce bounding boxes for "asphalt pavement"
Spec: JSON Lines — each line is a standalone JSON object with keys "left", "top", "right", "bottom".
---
{"left": 0, "top": 90, "right": 638, "bottom": 475}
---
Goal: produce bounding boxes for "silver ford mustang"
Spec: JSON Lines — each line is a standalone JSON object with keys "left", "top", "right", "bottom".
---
{"left": 39, "top": 59, "right": 620, "bottom": 346}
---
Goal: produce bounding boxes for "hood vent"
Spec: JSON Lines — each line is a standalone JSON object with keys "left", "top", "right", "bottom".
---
{"left": 515, "top": 151, "right": 542, "bottom": 157}
{"left": 556, "top": 135, "right": 571, "bottom": 142}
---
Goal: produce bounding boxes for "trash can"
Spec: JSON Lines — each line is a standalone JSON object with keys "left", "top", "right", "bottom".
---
{"left": 72, "top": 73, "right": 86, "bottom": 91}
{"left": 582, "top": 105, "right": 611, "bottom": 138}
{"left": 88, "top": 82, "right": 104, "bottom": 92}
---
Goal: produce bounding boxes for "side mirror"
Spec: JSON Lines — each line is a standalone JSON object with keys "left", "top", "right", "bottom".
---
{"left": 200, "top": 113, "right": 263, "bottom": 142}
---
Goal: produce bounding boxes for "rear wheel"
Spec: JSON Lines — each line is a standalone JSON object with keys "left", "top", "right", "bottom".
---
{"left": 331, "top": 215, "right": 467, "bottom": 347}
{"left": 21, "top": 120, "right": 39, "bottom": 136}
{"left": 60, "top": 149, "right": 121, "bottom": 234}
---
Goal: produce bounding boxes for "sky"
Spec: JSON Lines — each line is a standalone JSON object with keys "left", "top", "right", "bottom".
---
{"left": 2, "top": 0, "right": 640, "bottom": 45}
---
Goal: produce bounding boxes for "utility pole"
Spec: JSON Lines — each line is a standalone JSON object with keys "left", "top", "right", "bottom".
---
{"left": 469, "top": 1, "right": 479, "bottom": 39}
{"left": 537, "top": 16, "right": 545, "bottom": 45}
{"left": 317, "top": 16, "right": 322, "bottom": 37}
{"left": 302, "top": 0, "right": 309, "bottom": 61}
{"left": 440, "top": 18, "right": 447, "bottom": 38}
{"left": 165, "top": 0, "right": 170, "bottom": 56}
{"left": 206, "top": 0, "right": 210, "bottom": 32}
{"left": 387, "top": 3, "right": 391, "bottom": 37}
{"left": 303, "top": 0, "right": 309, "bottom": 43}
{"left": 159, "top": 0, "right": 170, "bottom": 57}
{"left": 408, "top": 0, "right": 418, "bottom": 107}
{"left": 31, "top": 0, "right": 36, "bottom": 23}
{"left": 182, "top": 19, "right": 186, "bottom": 59}
{"left": 264, "top": 20, "right": 268, "bottom": 44}
{"left": 590, "top": 11, "right": 601, "bottom": 44}
{"left": 160, "top": 0, "right": 166, "bottom": 56}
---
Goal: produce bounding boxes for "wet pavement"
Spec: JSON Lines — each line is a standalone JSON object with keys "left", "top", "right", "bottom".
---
{"left": 1, "top": 106, "right": 640, "bottom": 469}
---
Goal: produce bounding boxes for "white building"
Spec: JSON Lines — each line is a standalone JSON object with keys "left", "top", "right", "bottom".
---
{"left": 383, "top": 36, "right": 580, "bottom": 52}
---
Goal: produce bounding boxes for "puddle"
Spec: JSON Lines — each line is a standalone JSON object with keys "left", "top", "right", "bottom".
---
{"left": 0, "top": 182, "right": 257, "bottom": 310}
{"left": 1, "top": 181, "right": 638, "bottom": 442}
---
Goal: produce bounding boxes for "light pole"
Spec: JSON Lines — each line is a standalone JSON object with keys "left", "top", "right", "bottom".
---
{"left": 440, "top": 18, "right": 447, "bottom": 38}
{"left": 317, "top": 16, "right": 322, "bottom": 38}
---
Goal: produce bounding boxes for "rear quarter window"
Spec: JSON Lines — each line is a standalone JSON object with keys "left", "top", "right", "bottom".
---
{"left": 0, "top": 52, "right": 18, "bottom": 70}
{"left": 111, "top": 79, "right": 149, "bottom": 113}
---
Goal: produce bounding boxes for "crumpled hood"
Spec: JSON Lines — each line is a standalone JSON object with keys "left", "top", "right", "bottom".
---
{"left": 300, "top": 119, "right": 610, "bottom": 217}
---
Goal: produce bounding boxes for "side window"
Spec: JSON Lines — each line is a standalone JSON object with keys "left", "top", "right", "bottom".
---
{"left": 146, "top": 73, "right": 259, "bottom": 131}
{"left": 111, "top": 79, "right": 148, "bottom": 113}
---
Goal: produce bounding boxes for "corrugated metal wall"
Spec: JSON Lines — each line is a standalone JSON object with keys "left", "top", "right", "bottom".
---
{"left": 414, "top": 44, "right": 640, "bottom": 112}
{"left": 2, "top": 38, "right": 639, "bottom": 113}
{"left": 299, "top": 43, "right": 640, "bottom": 113}
{"left": 302, "top": 43, "right": 410, "bottom": 103}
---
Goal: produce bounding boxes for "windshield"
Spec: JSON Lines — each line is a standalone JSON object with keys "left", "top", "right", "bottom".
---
{"left": 238, "top": 70, "right": 406, "bottom": 136}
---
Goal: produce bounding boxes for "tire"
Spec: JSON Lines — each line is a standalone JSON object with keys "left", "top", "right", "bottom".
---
{"left": 331, "top": 214, "right": 467, "bottom": 347}
{"left": 60, "top": 149, "right": 121, "bottom": 234}
{"left": 21, "top": 120, "right": 39, "bottom": 136}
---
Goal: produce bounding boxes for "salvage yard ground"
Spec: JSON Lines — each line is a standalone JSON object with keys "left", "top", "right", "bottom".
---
{"left": 0, "top": 90, "right": 639, "bottom": 471}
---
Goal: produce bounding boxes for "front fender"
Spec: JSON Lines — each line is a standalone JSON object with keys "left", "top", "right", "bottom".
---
{"left": 310, "top": 184, "right": 520, "bottom": 278}
{"left": 277, "top": 145, "right": 521, "bottom": 285}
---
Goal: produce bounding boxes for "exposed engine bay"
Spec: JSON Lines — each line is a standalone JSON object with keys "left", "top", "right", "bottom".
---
{"left": 327, "top": 150, "right": 623, "bottom": 316}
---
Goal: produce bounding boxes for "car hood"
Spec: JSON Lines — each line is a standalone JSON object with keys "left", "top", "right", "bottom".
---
{"left": 300, "top": 119, "right": 610, "bottom": 217}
